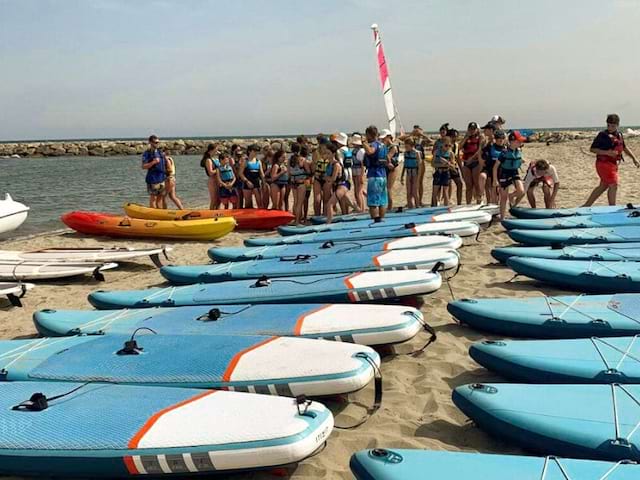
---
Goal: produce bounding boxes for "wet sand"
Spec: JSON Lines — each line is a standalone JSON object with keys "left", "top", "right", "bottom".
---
{"left": 1, "top": 138, "right": 639, "bottom": 479}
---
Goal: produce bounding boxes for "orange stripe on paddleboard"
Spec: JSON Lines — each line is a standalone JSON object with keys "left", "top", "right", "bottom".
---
{"left": 123, "top": 456, "right": 139, "bottom": 475}
{"left": 128, "top": 390, "right": 216, "bottom": 449}
{"left": 222, "top": 336, "right": 278, "bottom": 382}
{"left": 293, "top": 305, "right": 331, "bottom": 335}
{"left": 344, "top": 272, "right": 360, "bottom": 290}
{"left": 383, "top": 241, "right": 391, "bottom": 251}
{"left": 372, "top": 254, "right": 382, "bottom": 267}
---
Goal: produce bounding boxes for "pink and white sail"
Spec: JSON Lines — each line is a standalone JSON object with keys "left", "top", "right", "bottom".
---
{"left": 371, "top": 23, "right": 401, "bottom": 135}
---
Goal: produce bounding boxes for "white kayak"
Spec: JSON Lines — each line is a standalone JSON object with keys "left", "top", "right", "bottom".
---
{"left": 0, "top": 246, "right": 172, "bottom": 267}
{"left": 0, "top": 281, "right": 34, "bottom": 307}
{"left": 0, "top": 261, "right": 118, "bottom": 281}
{"left": 0, "top": 194, "right": 29, "bottom": 235}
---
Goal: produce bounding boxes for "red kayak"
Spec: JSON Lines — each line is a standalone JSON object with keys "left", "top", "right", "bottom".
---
{"left": 123, "top": 203, "right": 293, "bottom": 230}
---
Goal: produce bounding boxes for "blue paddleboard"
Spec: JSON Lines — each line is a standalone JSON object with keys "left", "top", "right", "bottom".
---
{"left": 245, "top": 221, "right": 479, "bottom": 246}
{"left": 279, "top": 210, "right": 491, "bottom": 236}
{"left": 88, "top": 270, "right": 442, "bottom": 309}
{"left": 0, "top": 335, "right": 379, "bottom": 397}
{"left": 447, "top": 293, "right": 640, "bottom": 338}
{"left": 510, "top": 204, "right": 636, "bottom": 219}
{"left": 160, "top": 248, "right": 459, "bottom": 284}
{"left": 350, "top": 449, "right": 639, "bottom": 480}
{"left": 502, "top": 211, "right": 640, "bottom": 230}
{"left": 209, "top": 235, "right": 463, "bottom": 262}
{"left": 470, "top": 336, "right": 640, "bottom": 383}
{"left": 34, "top": 303, "right": 426, "bottom": 346}
{"left": 453, "top": 383, "right": 640, "bottom": 461}
{"left": 0, "top": 382, "right": 331, "bottom": 477}
{"left": 507, "top": 257, "right": 640, "bottom": 293}
{"left": 508, "top": 226, "right": 640, "bottom": 246}
{"left": 492, "top": 242, "right": 640, "bottom": 263}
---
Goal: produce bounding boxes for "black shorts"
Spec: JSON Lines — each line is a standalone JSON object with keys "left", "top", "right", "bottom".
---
{"left": 499, "top": 170, "right": 521, "bottom": 189}
{"left": 463, "top": 160, "right": 479, "bottom": 170}
{"left": 449, "top": 168, "right": 460, "bottom": 180}
{"left": 219, "top": 187, "right": 237, "bottom": 199}
{"left": 433, "top": 169, "right": 450, "bottom": 187}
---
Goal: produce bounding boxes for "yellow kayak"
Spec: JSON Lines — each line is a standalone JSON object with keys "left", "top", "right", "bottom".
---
{"left": 62, "top": 211, "right": 236, "bottom": 241}
{"left": 123, "top": 203, "right": 294, "bottom": 230}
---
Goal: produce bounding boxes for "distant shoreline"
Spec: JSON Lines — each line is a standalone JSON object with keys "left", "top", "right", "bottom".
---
{"left": 1, "top": 129, "right": 639, "bottom": 158}
{"left": 3, "top": 126, "right": 640, "bottom": 145}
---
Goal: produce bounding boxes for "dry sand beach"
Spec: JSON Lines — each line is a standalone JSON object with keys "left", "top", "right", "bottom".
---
{"left": 1, "top": 138, "right": 639, "bottom": 479}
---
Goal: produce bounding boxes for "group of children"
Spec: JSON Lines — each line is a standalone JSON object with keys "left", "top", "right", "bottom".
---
{"left": 144, "top": 113, "right": 640, "bottom": 222}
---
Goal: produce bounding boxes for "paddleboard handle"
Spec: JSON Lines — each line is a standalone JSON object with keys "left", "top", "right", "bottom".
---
{"left": 321, "top": 241, "right": 335, "bottom": 248}
{"left": 117, "top": 327, "right": 157, "bottom": 355}
{"left": 252, "top": 275, "right": 271, "bottom": 288}
{"left": 403, "top": 222, "right": 416, "bottom": 229}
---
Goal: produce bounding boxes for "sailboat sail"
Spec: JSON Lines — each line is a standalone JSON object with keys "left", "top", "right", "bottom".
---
{"left": 371, "top": 23, "right": 402, "bottom": 135}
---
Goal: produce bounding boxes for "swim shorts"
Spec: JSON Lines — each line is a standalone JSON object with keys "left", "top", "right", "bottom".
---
{"left": 433, "top": 169, "right": 450, "bottom": 187}
{"left": 367, "top": 177, "right": 388, "bottom": 207}
{"left": 147, "top": 182, "right": 165, "bottom": 195}
{"left": 595, "top": 159, "right": 618, "bottom": 186}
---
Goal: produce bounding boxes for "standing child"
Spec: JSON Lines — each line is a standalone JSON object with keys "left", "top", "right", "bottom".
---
{"left": 460, "top": 122, "right": 483, "bottom": 204}
{"left": 269, "top": 149, "right": 289, "bottom": 210}
{"left": 200, "top": 143, "right": 220, "bottom": 210}
{"left": 379, "top": 129, "right": 399, "bottom": 211}
{"left": 217, "top": 153, "right": 238, "bottom": 209}
{"left": 431, "top": 138, "right": 454, "bottom": 206}
{"left": 240, "top": 145, "right": 265, "bottom": 208}
{"left": 163, "top": 152, "right": 184, "bottom": 209}
{"left": 400, "top": 138, "right": 422, "bottom": 208}
{"left": 446, "top": 128, "right": 464, "bottom": 205}
{"left": 493, "top": 130, "right": 526, "bottom": 219}
{"left": 350, "top": 134, "right": 366, "bottom": 212}
{"left": 289, "top": 147, "right": 310, "bottom": 225}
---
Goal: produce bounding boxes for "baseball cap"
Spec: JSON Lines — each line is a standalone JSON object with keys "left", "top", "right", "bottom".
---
{"left": 508, "top": 130, "right": 527, "bottom": 143}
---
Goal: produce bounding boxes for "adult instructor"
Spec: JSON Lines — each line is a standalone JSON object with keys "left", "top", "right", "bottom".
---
{"left": 583, "top": 113, "right": 639, "bottom": 206}
{"left": 141, "top": 134, "right": 167, "bottom": 209}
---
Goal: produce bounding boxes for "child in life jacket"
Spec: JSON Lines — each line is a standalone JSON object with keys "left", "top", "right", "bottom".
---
{"left": 493, "top": 130, "right": 526, "bottom": 219}
{"left": 400, "top": 137, "right": 422, "bottom": 208}
{"left": 217, "top": 153, "right": 237, "bottom": 209}
{"left": 431, "top": 137, "right": 455, "bottom": 206}
{"left": 523, "top": 159, "right": 560, "bottom": 208}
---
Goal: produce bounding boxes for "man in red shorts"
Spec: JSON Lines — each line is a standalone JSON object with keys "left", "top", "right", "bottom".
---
{"left": 583, "top": 113, "right": 639, "bottom": 206}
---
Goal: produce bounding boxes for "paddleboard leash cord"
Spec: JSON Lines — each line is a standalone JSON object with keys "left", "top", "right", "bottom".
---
{"left": 12, "top": 382, "right": 92, "bottom": 412}
{"left": 334, "top": 352, "right": 383, "bottom": 430}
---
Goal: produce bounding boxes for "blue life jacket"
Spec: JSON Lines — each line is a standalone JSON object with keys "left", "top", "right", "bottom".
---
{"left": 246, "top": 158, "right": 261, "bottom": 172}
{"left": 219, "top": 164, "right": 234, "bottom": 182}
{"left": 499, "top": 148, "right": 522, "bottom": 171}
{"left": 365, "top": 141, "right": 387, "bottom": 178}
{"left": 342, "top": 148, "right": 353, "bottom": 168}
{"left": 144, "top": 149, "right": 166, "bottom": 184}
{"left": 404, "top": 150, "right": 419, "bottom": 169}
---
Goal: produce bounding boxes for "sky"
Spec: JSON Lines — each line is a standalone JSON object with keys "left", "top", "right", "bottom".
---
{"left": 1, "top": 0, "right": 639, "bottom": 141}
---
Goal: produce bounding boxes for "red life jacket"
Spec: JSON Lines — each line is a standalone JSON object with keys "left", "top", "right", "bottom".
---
{"left": 462, "top": 134, "right": 480, "bottom": 159}
{"left": 596, "top": 132, "right": 624, "bottom": 164}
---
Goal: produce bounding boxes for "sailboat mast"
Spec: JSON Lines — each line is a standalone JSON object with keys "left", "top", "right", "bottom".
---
{"left": 371, "top": 23, "right": 402, "bottom": 135}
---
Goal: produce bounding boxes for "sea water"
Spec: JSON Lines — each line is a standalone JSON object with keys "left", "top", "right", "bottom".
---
{"left": 0, "top": 155, "right": 210, "bottom": 240}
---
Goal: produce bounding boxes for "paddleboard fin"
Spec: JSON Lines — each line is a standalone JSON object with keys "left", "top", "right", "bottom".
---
{"left": 6, "top": 294, "right": 22, "bottom": 308}
{"left": 252, "top": 275, "right": 272, "bottom": 288}
{"left": 92, "top": 266, "right": 106, "bottom": 282}
{"left": 321, "top": 241, "right": 335, "bottom": 249}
